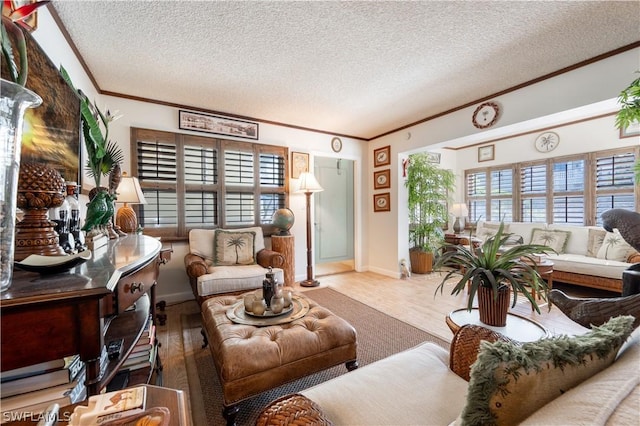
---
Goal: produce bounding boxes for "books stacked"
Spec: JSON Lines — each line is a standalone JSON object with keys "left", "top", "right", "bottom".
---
{"left": 120, "top": 318, "right": 157, "bottom": 373}
{"left": 0, "top": 355, "right": 86, "bottom": 421}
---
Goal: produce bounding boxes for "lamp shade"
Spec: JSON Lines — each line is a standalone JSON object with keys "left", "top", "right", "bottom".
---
{"left": 295, "top": 172, "right": 324, "bottom": 193}
{"left": 116, "top": 175, "right": 147, "bottom": 205}
{"left": 451, "top": 203, "right": 468, "bottom": 217}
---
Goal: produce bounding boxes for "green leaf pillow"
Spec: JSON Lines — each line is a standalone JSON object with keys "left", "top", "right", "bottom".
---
{"left": 461, "top": 315, "right": 635, "bottom": 426}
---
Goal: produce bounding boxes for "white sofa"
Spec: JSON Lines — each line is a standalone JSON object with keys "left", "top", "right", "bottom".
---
{"left": 184, "top": 226, "right": 285, "bottom": 303}
{"left": 258, "top": 319, "right": 640, "bottom": 425}
{"left": 474, "top": 221, "right": 640, "bottom": 293}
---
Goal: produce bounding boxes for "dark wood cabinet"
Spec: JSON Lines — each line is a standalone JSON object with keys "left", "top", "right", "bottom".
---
{"left": 1, "top": 235, "right": 169, "bottom": 396}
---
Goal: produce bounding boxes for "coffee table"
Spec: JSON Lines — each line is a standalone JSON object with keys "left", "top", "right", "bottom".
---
{"left": 446, "top": 308, "right": 549, "bottom": 342}
{"left": 200, "top": 292, "right": 358, "bottom": 425}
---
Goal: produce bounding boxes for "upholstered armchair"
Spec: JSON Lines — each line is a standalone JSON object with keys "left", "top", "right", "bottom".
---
{"left": 184, "top": 226, "right": 285, "bottom": 304}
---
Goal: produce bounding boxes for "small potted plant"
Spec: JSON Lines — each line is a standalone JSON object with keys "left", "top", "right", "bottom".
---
{"left": 405, "top": 152, "right": 455, "bottom": 274}
{"left": 434, "top": 223, "right": 555, "bottom": 326}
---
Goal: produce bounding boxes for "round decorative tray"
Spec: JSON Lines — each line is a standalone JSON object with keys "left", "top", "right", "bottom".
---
{"left": 14, "top": 249, "right": 92, "bottom": 274}
{"left": 244, "top": 303, "right": 294, "bottom": 318}
{"left": 226, "top": 295, "right": 310, "bottom": 326}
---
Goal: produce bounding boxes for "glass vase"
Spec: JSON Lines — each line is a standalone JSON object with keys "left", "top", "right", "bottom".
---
{"left": 0, "top": 79, "right": 42, "bottom": 292}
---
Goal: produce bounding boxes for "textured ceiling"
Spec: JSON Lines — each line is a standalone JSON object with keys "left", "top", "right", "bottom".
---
{"left": 51, "top": 1, "right": 639, "bottom": 140}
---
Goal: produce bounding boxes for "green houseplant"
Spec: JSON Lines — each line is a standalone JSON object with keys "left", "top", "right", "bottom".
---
{"left": 434, "top": 223, "right": 555, "bottom": 326}
{"left": 615, "top": 71, "right": 640, "bottom": 182}
{"left": 405, "top": 152, "right": 455, "bottom": 274}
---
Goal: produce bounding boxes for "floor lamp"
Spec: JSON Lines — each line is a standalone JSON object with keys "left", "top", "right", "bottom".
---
{"left": 296, "top": 172, "right": 324, "bottom": 287}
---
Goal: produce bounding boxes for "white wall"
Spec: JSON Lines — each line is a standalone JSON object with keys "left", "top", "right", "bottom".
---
{"left": 32, "top": 8, "right": 367, "bottom": 303}
{"left": 30, "top": 8, "right": 639, "bottom": 297}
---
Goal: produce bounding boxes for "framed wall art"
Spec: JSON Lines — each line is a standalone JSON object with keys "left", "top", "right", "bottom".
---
{"left": 619, "top": 121, "right": 640, "bottom": 139}
{"left": 1, "top": 30, "right": 81, "bottom": 184}
{"left": 291, "top": 152, "right": 309, "bottom": 179}
{"left": 374, "top": 169, "right": 391, "bottom": 190}
{"left": 373, "top": 145, "right": 391, "bottom": 168}
{"left": 478, "top": 144, "right": 495, "bottom": 162}
{"left": 426, "top": 152, "right": 441, "bottom": 164}
{"left": 373, "top": 193, "right": 391, "bottom": 212}
{"left": 179, "top": 110, "right": 259, "bottom": 140}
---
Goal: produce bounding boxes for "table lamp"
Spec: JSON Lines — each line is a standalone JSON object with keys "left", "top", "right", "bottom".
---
{"left": 115, "top": 172, "right": 147, "bottom": 233}
{"left": 451, "top": 203, "right": 469, "bottom": 234}
{"left": 295, "top": 172, "right": 324, "bottom": 287}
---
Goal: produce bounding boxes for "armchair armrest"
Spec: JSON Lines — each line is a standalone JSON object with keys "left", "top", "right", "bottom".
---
{"left": 627, "top": 253, "right": 640, "bottom": 264}
{"left": 257, "top": 249, "right": 285, "bottom": 269}
{"left": 184, "top": 253, "right": 208, "bottom": 279}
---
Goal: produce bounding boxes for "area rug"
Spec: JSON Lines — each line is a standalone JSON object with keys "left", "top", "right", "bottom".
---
{"left": 181, "top": 287, "right": 449, "bottom": 426}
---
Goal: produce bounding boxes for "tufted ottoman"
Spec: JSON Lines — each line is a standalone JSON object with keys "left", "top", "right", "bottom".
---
{"left": 200, "top": 292, "right": 358, "bottom": 425}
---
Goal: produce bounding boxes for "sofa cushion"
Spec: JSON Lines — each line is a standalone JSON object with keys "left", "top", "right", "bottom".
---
{"left": 597, "top": 229, "right": 636, "bottom": 261}
{"left": 214, "top": 230, "right": 256, "bottom": 265}
{"left": 530, "top": 228, "right": 571, "bottom": 253}
{"left": 476, "top": 222, "right": 509, "bottom": 242}
{"left": 587, "top": 228, "right": 607, "bottom": 257}
{"left": 461, "top": 316, "right": 635, "bottom": 426}
{"left": 548, "top": 253, "right": 631, "bottom": 280}
{"left": 520, "top": 326, "right": 640, "bottom": 425}
{"left": 301, "top": 342, "right": 468, "bottom": 425}
{"left": 189, "top": 227, "right": 266, "bottom": 262}
{"left": 197, "top": 265, "right": 284, "bottom": 297}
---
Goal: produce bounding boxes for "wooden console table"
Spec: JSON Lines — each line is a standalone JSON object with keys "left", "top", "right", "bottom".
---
{"left": 1, "top": 235, "right": 169, "bottom": 397}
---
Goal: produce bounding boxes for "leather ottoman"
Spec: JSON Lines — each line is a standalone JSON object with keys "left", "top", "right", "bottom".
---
{"left": 200, "top": 293, "right": 358, "bottom": 425}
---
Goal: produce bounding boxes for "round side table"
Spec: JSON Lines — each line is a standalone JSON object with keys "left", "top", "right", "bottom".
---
{"left": 446, "top": 308, "right": 549, "bottom": 342}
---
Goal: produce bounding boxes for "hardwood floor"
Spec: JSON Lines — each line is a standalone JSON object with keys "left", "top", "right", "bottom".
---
{"left": 156, "top": 270, "right": 610, "bottom": 422}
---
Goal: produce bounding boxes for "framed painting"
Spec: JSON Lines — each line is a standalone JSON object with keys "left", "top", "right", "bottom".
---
{"left": 373, "top": 192, "right": 391, "bottom": 212}
{"left": 478, "top": 144, "right": 495, "bottom": 162}
{"left": 374, "top": 145, "right": 391, "bottom": 168}
{"left": 374, "top": 169, "right": 391, "bottom": 190}
{"left": 291, "top": 152, "right": 309, "bottom": 179}
{"left": 1, "top": 30, "right": 81, "bottom": 184}
{"left": 619, "top": 121, "right": 640, "bottom": 139}
{"left": 426, "top": 152, "right": 441, "bottom": 164}
{"left": 179, "top": 110, "right": 259, "bottom": 140}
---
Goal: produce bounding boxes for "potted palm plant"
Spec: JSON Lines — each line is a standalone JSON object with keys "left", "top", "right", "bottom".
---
{"left": 405, "top": 152, "right": 455, "bottom": 274}
{"left": 434, "top": 223, "right": 555, "bottom": 326}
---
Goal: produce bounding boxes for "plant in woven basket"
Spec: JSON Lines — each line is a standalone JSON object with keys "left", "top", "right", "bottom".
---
{"left": 434, "top": 223, "right": 555, "bottom": 325}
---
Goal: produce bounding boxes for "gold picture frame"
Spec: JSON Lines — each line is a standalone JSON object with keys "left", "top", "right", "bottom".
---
{"left": 291, "top": 152, "right": 309, "bottom": 179}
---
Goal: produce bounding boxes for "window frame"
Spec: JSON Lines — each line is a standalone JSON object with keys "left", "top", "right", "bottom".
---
{"left": 465, "top": 147, "right": 639, "bottom": 226}
{"left": 131, "top": 127, "right": 288, "bottom": 240}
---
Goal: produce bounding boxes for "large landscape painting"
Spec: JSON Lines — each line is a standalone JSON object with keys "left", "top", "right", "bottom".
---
{"left": 2, "top": 30, "right": 81, "bottom": 184}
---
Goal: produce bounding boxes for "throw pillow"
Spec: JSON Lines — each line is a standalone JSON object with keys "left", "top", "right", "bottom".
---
{"left": 586, "top": 228, "right": 607, "bottom": 258}
{"left": 529, "top": 228, "right": 571, "bottom": 253}
{"left": 213, "top": 230, "right": 256, "bottom": 266}
{"left": 460, "top": 315, "right": 635, "bottom": 426}
{"left": 476, "top": 223, "right": 509, "bottom": 243}
{"left": 596, "top": 229, "right": 636, "bottom": 261}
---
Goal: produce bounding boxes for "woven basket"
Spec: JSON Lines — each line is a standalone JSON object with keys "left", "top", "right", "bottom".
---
{"left": 256, "top": 393, "right": 333, "bottom": 426}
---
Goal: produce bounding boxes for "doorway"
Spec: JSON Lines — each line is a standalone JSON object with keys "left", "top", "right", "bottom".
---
{"left": 314, "top": 157, "right": 355, "bottom": 276}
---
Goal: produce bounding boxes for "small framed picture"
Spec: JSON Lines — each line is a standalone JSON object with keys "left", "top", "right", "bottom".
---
{"left": 291, "top": 152, "right": 309, "bottom": 179}
{"left": 373, "top": 193, "right": 391, "bottom": 212}
{"left": 426, "top": 152, "right": 441, "bottom": 164}
{"left": 179, "top": 110, "right": 259, "bottom": 140}
{"left": 374, "top": 169, "right": 391, "bottom": 190}
{"left": 478, "top": 144, "right": 495, "bottom": 162}
{"left": 374, "top": 145, "right": 391, "bottom": 168}
{"left": 619, "top": 121, "right": 640, "bottom": 139}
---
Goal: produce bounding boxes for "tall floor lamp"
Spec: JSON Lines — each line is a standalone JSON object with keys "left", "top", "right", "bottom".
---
{"left": 296, "top": 172, "right": 324, "bottom": 287}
